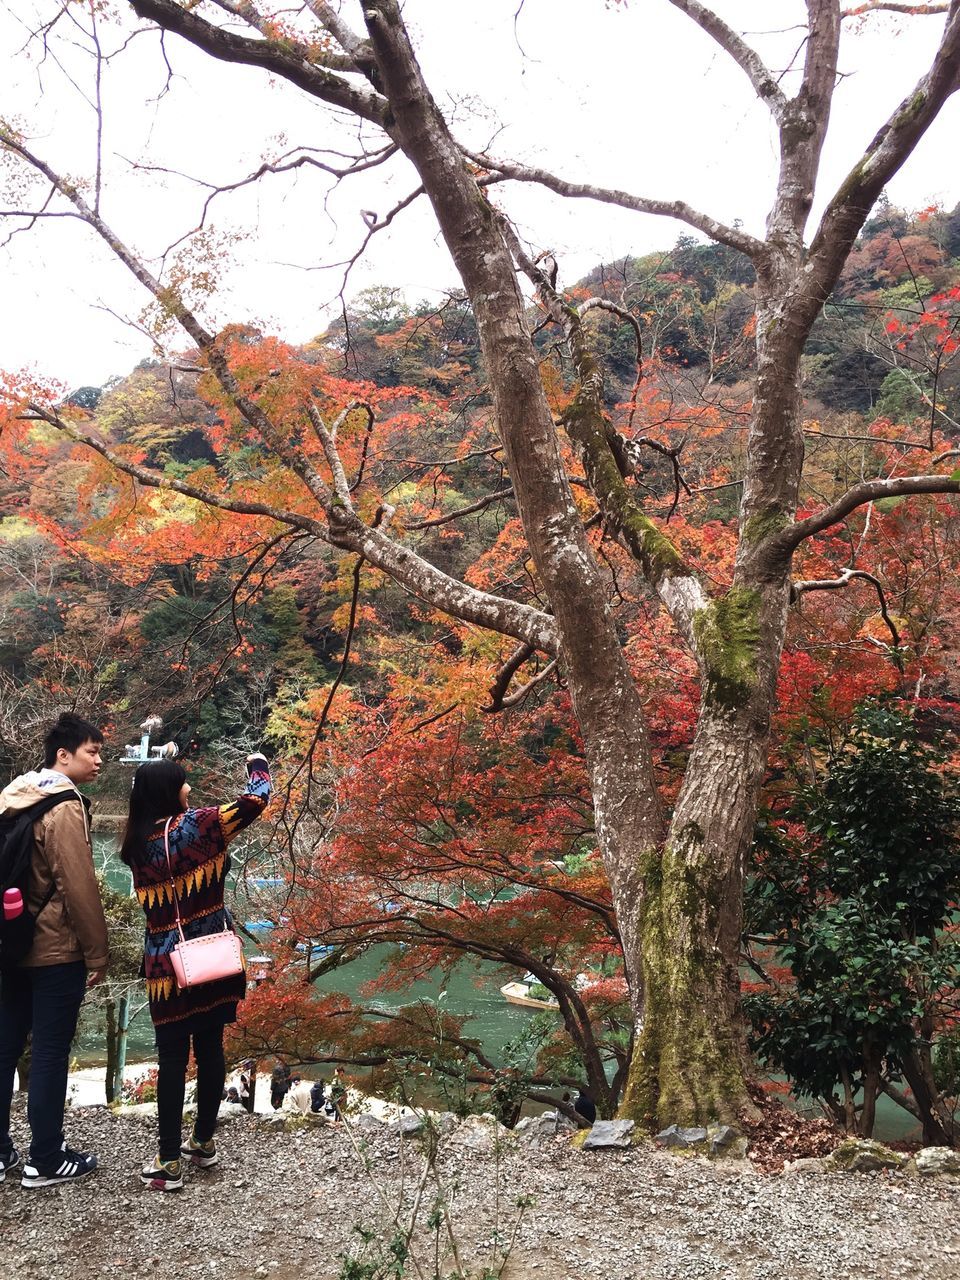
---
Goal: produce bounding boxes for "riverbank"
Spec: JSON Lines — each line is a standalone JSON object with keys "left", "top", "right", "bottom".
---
{"left": 2, "top": 1098, "right": 959, "bottom": 1280}
{"left": 64, "top": 1063, "right": 423, "bottom": 1124}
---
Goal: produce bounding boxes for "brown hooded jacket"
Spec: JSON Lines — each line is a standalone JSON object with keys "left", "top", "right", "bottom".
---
{"left": 0, "top": 771, "right": 109, "bottom": 970}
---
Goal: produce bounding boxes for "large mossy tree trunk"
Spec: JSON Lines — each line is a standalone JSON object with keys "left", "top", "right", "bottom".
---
{"left": 360, "top": 0, "right": 805, "bottom": 1129}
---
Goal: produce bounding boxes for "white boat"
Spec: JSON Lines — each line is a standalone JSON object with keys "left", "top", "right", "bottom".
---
{"left": 500, "top": 978, "right": 559, "bottom": 1010}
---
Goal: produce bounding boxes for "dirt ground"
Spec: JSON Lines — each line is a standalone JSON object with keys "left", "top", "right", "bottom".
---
{"left": 2, "top": 1099, "right": 959, "bottom": 1280}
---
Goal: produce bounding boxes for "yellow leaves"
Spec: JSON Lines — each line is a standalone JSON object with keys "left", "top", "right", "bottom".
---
{"left": 0, "top": 515, "right": 39, "bottom": 543}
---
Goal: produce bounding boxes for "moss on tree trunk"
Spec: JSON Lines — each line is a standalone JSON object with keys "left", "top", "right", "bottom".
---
{"left": 620, "top": 832, "right": 748, "bottom": 1128}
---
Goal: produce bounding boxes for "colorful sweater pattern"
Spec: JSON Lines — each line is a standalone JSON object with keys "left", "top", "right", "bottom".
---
{"left": 131, "top": 763, "right": 271, "bottom": 1027}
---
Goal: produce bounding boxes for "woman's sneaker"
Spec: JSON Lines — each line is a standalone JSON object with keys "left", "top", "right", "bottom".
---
{"left": 180, "top": 1134, "right": 218, "bottom": 1167}
{"left": 140, "top": 1156, "right": 184, "bottom": 1192}
{"left": 21, "top": 1148, "right": 97, "bottom": 1188}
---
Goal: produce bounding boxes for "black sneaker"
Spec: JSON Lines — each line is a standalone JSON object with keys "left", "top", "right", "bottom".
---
{"left": 140, "top": 1156, "right": 184, "bottom": 1192}
{"left": 21, "top": 1148, "right": 97, "bottom": 1189}
{"left": 0, "top": 1146, "right": 20, "bottom": 1181}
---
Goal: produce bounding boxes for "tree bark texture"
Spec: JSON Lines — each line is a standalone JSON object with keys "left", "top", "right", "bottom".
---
{"left": 359, "top": 0, "right": 665, "bottom": 1034}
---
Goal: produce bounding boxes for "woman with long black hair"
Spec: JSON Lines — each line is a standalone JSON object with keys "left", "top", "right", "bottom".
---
{"left": 120, "top": 754, "right": 270, "bottom": 1191}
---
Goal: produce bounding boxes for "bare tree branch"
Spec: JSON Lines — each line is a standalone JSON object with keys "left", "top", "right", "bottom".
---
{"left": 843, "top": 2, "right": 948, "bottom": 15}
{"left": 128, "top": 0, "right": 390, "bottom": 126}
{"left": 665, "top": 0, "right": 788, "bottom": 121}
{"left": 466, "top": 149, "right": 765, "bottom": 259}
{"left": 791, "top": 566, "right": 904, "bottom": 654}
{"left": 405, "top": 486, "right": 514, "bottom": 530}
{"left": 773, "top": 473, "right": 960, "bottom": 554}
{"left": 483, "top": 641, "right": 533, "bottom": 712}
{"left": 497, "top": 657, "right": 559, "bottom": 710}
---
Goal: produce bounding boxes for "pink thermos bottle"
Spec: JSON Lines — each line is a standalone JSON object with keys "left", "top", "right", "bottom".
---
{"left": 3, "top": 888, "right": 24, "bottom": 921}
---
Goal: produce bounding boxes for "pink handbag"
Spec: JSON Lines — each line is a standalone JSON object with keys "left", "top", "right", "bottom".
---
{"left": 163, "top": 818, "right": 245, "bottom": 991}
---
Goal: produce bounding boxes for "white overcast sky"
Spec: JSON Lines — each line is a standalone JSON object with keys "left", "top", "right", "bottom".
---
{"left": 1, "top": 1, "right": 959, "bottom": 389}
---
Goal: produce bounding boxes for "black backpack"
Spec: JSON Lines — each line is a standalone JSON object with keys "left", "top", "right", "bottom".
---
{"left": 0, "top": 792, "right": 76, "bottom": 972}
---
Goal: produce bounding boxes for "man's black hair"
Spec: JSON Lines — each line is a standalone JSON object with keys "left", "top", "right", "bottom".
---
{"left": 43, "top": 712, "right": 104, "bottom": 769}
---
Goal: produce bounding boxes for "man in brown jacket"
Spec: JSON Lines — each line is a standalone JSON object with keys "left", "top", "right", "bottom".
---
{"left": 0, "top": 712, "right": 109, "bottom": 1188}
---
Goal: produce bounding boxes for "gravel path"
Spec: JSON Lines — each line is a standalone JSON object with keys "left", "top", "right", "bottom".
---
{"left": 1, "top": 1099, "right": 958, "bottom": 1280}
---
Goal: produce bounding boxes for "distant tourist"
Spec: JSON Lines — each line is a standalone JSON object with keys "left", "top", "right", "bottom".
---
{"left": 310, "top": 1079, "right": 327, "bottom": 1113}
{"left": 574, "top": 1089, "right": 597, "bottom": 1125}
{"left": 120, "top": 753, "right": 271, "bottom": 1190}
{"left": 0, "top": 713, "right": 109, "bottom": 1189}
{"left": 328, "top": 1067, "right": 346, "bottom": 1120}
{"left": 270, "top": 1059, "right": 291, "bottom": 1110}
{"left": 225, "top": 1087, "right": 242, "bottom": 1105}
{"left": 284, "top": 1078, "right": 313, "bottom": 1115}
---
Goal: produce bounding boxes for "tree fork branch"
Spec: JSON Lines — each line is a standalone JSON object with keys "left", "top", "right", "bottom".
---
{"left": 666, "top": 0, "right": 788, "bottom": 121}
{"left": 804, "top": 1, "right": 960, "bottom": 319}
{"left": 791, "top": 566, "right": 904, "bottom": 660}
{"left": 505, "top": 226, "right": 710, "bottom": 649}
{"left": 128, "top": 0, "right": 389, "bottom": 125}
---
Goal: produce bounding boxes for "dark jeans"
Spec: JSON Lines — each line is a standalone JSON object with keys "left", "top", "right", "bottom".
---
{"left": 0, "top": 961, "right": 88, "bottom": 1168}
{"left": 156, "top": 1023, "right": 225, "bottom": 1162}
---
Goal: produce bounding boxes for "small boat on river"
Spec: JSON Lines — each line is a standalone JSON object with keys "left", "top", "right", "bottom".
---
{"left": 500, "top": 975, "right": 559, "bottom": 1010}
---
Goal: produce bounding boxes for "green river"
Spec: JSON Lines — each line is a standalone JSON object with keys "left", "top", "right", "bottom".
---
{"left": 77, "top": 836, "right": 547, "bottom": 1067}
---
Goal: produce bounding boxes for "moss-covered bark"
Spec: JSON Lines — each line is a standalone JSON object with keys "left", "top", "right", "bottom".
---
{"left": 691, "top": 588, "right": 761, "bottom": 710}
{"left": 561, "top": 365, "right": 685, "bottom": 587}
{"left": 620, "top": 829, "right": 748, "bottom": 1128}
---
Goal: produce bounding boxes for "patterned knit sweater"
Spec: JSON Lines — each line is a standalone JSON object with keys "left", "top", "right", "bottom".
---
{"left": 131, "top": 761, "right": 271, "bottom": 1027}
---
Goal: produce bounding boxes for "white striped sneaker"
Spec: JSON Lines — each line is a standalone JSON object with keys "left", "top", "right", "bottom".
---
{"left": 21, "top": 1148, "right": 97, "bottom": 1188}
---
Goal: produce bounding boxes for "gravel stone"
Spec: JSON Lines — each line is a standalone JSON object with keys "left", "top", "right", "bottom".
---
{"left": 656, "top": 1123, "right": 708, "bottom": 1149}
{"left": 583, "top": 1119, "right": 635, "bottom": 1150}
{"left": 2, "top": 1097, "right": 959, "bottom": 1279}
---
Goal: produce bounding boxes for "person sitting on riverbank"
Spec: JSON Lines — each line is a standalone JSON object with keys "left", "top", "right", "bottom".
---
{"left": 284, "top": 1077, "right": 313, "bottom": 1115}
{"left": 0, "top": 712, "right": 109, "bottom": 1190}
{"left": 120, "top": 753, "right": 271, "bottom": 1191}
{"left": 574, "top": 1089, "right": 597, "bottom": 1125}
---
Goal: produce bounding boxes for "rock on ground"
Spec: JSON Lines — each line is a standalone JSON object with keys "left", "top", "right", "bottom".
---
{"left": 2, "top": 1098, "right": 960, "bottom": 1280}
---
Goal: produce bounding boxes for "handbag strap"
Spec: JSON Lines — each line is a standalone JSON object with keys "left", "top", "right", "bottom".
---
{"left": 161, "top": 816, "right": 230, "bottom": 942}
{"left": 162, "top": 818, "right": 187, "bottom": 945}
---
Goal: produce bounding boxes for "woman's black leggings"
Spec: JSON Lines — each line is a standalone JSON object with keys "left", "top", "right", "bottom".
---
{"left": 156, "top": 1023, "right": 226, "bottom": 1162}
